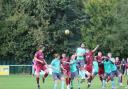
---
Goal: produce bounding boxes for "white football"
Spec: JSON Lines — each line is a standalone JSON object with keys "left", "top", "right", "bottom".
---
{"left": 65, "top": 29, "right": 70, "bottom": 35}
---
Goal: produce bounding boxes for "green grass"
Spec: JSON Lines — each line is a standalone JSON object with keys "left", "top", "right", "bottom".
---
{"left": 0, "top": 75, "right": 127, "bottom": 89}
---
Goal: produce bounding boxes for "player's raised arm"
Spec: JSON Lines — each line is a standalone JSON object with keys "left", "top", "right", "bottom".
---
{"left": 92, "top": 45, "right": 99, "bottom": 53}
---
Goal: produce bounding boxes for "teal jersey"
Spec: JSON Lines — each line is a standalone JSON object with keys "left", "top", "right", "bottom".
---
{"left": 103, "top": 60, "right": 112, "bottom": 74}
{"left": 110, "top": 63, "right": 117, "bottom": 71}
{"left": 110, "top": 58, "right": 117, "bottom": 71}
{"left": 70, "top": 59, "right": 77, "bottom": 72}
{"left": 51, "top": 58, "right": 61, "bottom": 73}
{"left": 111, "top": 63, "right": 117, "bottom": 71}
{"left": 93, "top": 61, "right": 98, "bottom": 73}
{"left": 76, "top": 47, "right": 86, "bottom": 60}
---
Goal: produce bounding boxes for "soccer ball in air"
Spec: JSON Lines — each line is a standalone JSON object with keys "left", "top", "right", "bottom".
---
{"left": 65, "top": 29, "right": 70, "bottom": 35}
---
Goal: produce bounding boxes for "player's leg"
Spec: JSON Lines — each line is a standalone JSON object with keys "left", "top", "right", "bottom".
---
{"left": 64, "top": 70, "right": 71, "bottom": 89}
{"left": 87, "top": 78, "right": 92, "bottom": 88}
{"left": 116, "top": 69, "right": 123, "bottom": 87}
{"left": 108, "top": 71, "right": 115, "bottom": 83}
{"left": 60, "top": 75, "right": 65, "bottom": 89}
{"left": 32, "top": 61, "right": 36, "bottom": 76}
{"left": 98, "top": 67, "right": 103, "bottom": 82}
{"left": 42, "top": 65, "right": 49, "bottom": 83}
{"left": 67, "top": 71, "right": 71, "bottom": 89}
{"left": 99, "top": 67, "right": 104, "bottom": 83}
{"left": 99, "top": 73, "right": 104, "bottom": 87}
{"left": 79, "top": 60, "right": 86, "bottom": 80}
{"left": 65, "top": 77, "right": 70, "bottom": 89}
{"left": 63, "top": 70, "right": 69, "bottom": 89}
{"left": 53, "top": 73, "right": 59, "bottom": 89}
{"left": 35, "top": 66, "right": 41, "bottom": 89}
{"left": 125, "top": 71, "right": 128, "bottom": 89}
{"left": 92, "top": 71, "right": 97, "bottom": 80}
{"left": 70, "top": 73, "right": 74, "bottom": 89}
{"left": 32, "top": 64, "right": 36, "bottom": 76}
{"left": 70, "top": 71, "right": 75, "bottom": 89}
{"left": 92, "top": 65, "right": 98, "bottom": 80}
{"left": 80, "top": 69, "right": 91, "bottom": 84}
{"left": 86, "top": 65, "right": 93, "bottom": 88}
{"left": 87, "top": 74, "right": 93, "bottom": 88}
{"left": 115, "top": 71, "right": 121, "bottom": 88}
{"left": 71, "top": 71, "right": 80, "bottom": 89}
{"left": 102, "top": 74, "right": 107, "bottom": 89}
{"left": 126, "top": 78, "right": 128, "bottom": 88}
{"left": 75, "top": 71, "right": 80, "bottom": 89}
{"left": 110, "top": 73, "right": 115, "bottom": 89}
{"left": 54, "top": 80, "right": 58, "bottom": 89}
{"left": 77, "top": 77, "right": 80, "bottom": 89}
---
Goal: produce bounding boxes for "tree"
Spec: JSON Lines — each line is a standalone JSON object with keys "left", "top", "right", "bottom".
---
{"left": 0, "top": 0, "right": 88, "bottom": 64}
{"left": 81, "top": 0, "right": 128, "bottom": 57}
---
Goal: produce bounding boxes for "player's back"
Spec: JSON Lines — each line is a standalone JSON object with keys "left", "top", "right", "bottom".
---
{"left": 103, "top": 60, "right": 111, "bottom": 73}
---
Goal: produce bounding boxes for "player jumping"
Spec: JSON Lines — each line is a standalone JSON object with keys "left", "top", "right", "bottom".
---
{"left": 61, "top": 53, "right": 71, "bottom": 89}
{"left": 76, "top": 43, "right": 86, "bottom": 81}
{"left": 34, "top": 45, "right": 49, "bottom": 89}
{"left": 84, "top": 45, "right": 99, "bottom": 88}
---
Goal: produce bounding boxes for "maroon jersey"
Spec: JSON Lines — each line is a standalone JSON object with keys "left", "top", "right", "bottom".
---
{"left": 125, "top": 62, "right": 128, "bottom": 69}
{"left": 61, "top": 57, "right": 70, "bottom": 70}
{"left": 96, "top": 56, "right": 103, "bottom": 63}
{"left": 86, "top": 51, "right": 93, "bottom": 65}
{"left": 115, "top": 61, "right": 121, "bottom": 70}
{"left": 96, "top": 55, "right": 104, "bottom": 75}
{"left": 34, "top": 50, "right": 45, "bottom": 65}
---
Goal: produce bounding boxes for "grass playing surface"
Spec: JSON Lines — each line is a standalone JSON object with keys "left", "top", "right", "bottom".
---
{"left": 0, "top": 75, "right": 127, "bottom": 89}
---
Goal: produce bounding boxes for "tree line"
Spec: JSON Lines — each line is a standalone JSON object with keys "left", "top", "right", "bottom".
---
{"left": 0, "top": 0, "right": 128, "bottom": 64}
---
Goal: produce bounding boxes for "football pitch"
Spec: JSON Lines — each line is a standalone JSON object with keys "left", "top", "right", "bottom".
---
{"left": 0, "top": 75, "right": 126, "bottom": 89}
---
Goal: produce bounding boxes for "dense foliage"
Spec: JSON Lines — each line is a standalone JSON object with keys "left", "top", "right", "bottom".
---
{"left": 0, "top": 0, "right": 128, "bottom": 64}
{"left": 0, "top": 0, "right": 88, "bottom": 64}
{"left": 81, "top": 0, "right": 128, "bottom": 57}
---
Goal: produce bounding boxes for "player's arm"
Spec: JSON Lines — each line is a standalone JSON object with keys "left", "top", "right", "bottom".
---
{"left": 42, "top": 59, "right": 48, "bottom": 65}
{"left": 61, "top": 64, "right": 66, "bottom": 71}
{"left": 92, "top": 45, "right": 99, "bottom": 53}
{"left": 34, "top": 56, "right": 44, "bottom": 64}
{"left": 102, "top": 56, "right": 108, "bottom": 59}
{"left": 50, "top": 66, "right": 58, "bottom": 70}
{"left": 62, "top": 61, "right": 70, "bottom": 64}
{"left": 109, "top": 60, "right": 114, "bottom": 64}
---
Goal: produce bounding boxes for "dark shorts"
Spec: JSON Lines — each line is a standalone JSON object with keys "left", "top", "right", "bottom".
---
{"left": 104, "top": 73, "right": 113, "bottom": 79}
{"left": 77, "top": 60, "right": 85, "bottom": 68}
{"left": 52, "top": 72, "right": 62, "bottom": 80}
{"left": 112, "top": 70, "right": 120, "bottom": 77}
{"left": 71, "top": 71, "right": 78, "bottom": 79}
